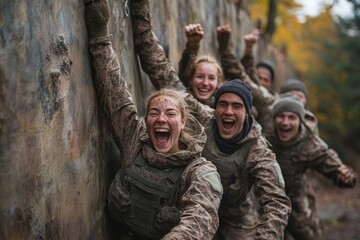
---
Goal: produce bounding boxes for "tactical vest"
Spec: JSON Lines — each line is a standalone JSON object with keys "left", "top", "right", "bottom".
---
{"left": 203, "top": 128, "right": 261, "bottom": 227}
{"left": 108, "top": 151, "right": 186, "bottom": 239}
{"left": 202, "top": 128, "right": 251, "bottom": 198}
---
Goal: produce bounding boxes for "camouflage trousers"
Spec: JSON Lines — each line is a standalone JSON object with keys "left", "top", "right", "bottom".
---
{"left": 285, "top": 187, "right": 323, "bottom": 240}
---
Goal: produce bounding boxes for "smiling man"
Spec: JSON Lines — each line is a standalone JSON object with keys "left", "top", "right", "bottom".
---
{"left": 269, "top": 94, "right": 357, "bottom": 240}
{"left": 201, "top": 80, "right": 291, "bottom": 239}
{"left": 129, "top": 0, "right": 291, "bottom": 238}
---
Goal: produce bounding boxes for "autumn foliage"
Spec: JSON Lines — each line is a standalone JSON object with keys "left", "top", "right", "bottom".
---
{"left": 249, "top": 0, "right": 360, "bottom": 168}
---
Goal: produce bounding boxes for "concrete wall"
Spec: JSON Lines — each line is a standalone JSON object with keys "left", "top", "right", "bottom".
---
{"left": 0, "top": 0, "right": 253, "bottom": 239}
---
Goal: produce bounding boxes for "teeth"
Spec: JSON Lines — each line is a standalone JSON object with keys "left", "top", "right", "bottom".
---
{"left": 155, "top": 129, "right": 169, "bottom": 132}
{"left": 198, "top": 89, "right": 210, "bottom": 93}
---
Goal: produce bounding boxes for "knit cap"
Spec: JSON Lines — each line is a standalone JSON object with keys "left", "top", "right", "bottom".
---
{"left": 272, "top": 94, "right": 305, "bottom": 121}
{"left": 280, "top": 79, "right": 308, "bottom": 99}
{"left": 214, "top": 79, "right": 253, "bottom": 114}
{"left": 256, "top": 60, "right": 275, "bottom": 81}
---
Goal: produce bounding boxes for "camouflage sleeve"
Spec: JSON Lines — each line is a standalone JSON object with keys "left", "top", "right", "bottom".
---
{"left": 219, "top": 47, "right": 247, "bottom": 81}
{"left": 219, "top": 45, "right": 275, "bottom": 134}
{"left": 304, "top": 110, "right": 319, "bottom": 135}
{"left": 306, "top": 136, "right": 357, "bottom": 188}
{"left": 182, "top": 92, "right": 213, "bottom": 128}
{"left": 162, "top": 158, "right": 222, "bottom": 240}
{"left": 178, "top": 42, "right": 200, "bottom": 89}
{"left": 89, "top": 36, "right": 145, "bottom": 167}
{"left": 131, "top": 0, "right": 215, "bottom": 127}
{"left": 131, "top": 0, "right": 185, "bottom": 91}
{"left": 241, "top": 53, "right": 260, "bottom": 85}
{"left": 249, "top": 139, "right": 291, "bottom": 240}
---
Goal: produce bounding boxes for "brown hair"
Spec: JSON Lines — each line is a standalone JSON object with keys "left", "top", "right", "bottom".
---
{"left": 145, "top": 88, "right": 188, "bottom": 123}
{"left": 145, "top": 89, "right": 203, "bottom": 145}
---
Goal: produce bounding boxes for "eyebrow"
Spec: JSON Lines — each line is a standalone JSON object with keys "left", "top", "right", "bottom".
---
{"left": 148, "top": 107, "right": 179, "bottom": 112}
{"left": 218, "top": 100, "right": 243, "bottom": 105}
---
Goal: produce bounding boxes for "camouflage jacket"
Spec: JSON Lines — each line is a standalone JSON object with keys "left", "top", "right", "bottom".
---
{"left": 218, "top": 44, "right": 323, "bottom": 138}
{"left": 267, "top": 124, "right": 357, "bottom": 200}
{"left": 218, "top": 46, "right": 275, "bottom": 135}
{"left": 88, "top": 36, "right": 222, "bottom": 240}
{"left": 202, "top": 119, "right": 291, "bottom": 240}
{"left": 131, "top": 2, "right": 291, "bottom": 239}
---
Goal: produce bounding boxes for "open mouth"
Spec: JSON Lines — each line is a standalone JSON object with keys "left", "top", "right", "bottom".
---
{"left": 197, "top": 88, "right": 212, "bottom": 95}
{"left": 277, "top": 127, "right": 292, "bottom": 139}
{"left": 222, "top": 120, "right": 235, "bottom": 130}
{"left": 279, "top": 127, "right": 291, "bottom": 133}
{"left": 155, "top": 129, "right": 170, "bottom": 144}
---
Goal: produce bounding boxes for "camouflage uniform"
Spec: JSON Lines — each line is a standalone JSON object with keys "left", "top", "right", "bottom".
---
{"left": 130, "top": 2, "right": 291, "bottom": 239}
{"left": 88, "top": 35, "right": 222, "bottom": 239}
{"left": 216, "top": 42, "right": 275, "bottom": 136}
{"left": 267, "top": 124, "right": 357, "bottom": 240}
{"left": 218, "top": 42, "right": 322, "bottom": 137}
{"left": 202, "top": 119, "right": 291, "bottom": 240}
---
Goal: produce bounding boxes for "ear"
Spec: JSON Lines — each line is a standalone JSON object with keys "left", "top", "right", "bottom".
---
{"left": 181, "top": 118, "right": 186, "bottom": 129}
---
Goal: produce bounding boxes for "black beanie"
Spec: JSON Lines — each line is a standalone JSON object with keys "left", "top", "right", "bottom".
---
{"left": 214, "top": 79, "right": 253, "bottom": 114}
{"left": 272, "top": 94, "right": 305, "bottom": 121}
{"left": 280, "top": 79, "right": 308, "bottom": 99}
{"left": 256, "top": 60, "right": 275, "bottom": 81}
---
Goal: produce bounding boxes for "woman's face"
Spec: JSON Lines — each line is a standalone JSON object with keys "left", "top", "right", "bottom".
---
{"left": 192, "top": 62, "right": 219, "bottom": 103}
{"left": 146, "top": 96, "right": 185, "bottom": 153}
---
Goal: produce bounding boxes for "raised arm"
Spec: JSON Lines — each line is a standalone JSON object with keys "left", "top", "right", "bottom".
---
{"left": 85, "top": 0, "right": 145, "bottom": 166}
{"left": 131, "top": 0, "right": 185, "bottom": 91}
{"left": 130, "top": 0, "right": 214, "bottom": 126}
{"left": 241, "top": 32, "right": 259, "bottom": 85}
{"left": 217, "top": 25, "right": 275, "bottom": 134}
{"left": 178, "top": 23, "right": 204, "bottom": 88}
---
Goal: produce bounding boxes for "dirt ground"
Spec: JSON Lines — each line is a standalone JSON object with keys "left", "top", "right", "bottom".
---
{"left": 310, "top": 170, "right": 360, "bottom": 240}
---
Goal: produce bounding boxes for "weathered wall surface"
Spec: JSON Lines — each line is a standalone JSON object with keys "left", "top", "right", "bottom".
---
{"left": 0, "top": 0, "right": 253, "bottom": 239}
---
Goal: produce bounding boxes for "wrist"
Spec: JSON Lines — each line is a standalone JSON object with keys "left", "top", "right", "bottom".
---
{"left": 88, "top": 25, "right": 109, "bottom": 39}
{"left": 185, "top": 42, "right": 200, "bottom": 52}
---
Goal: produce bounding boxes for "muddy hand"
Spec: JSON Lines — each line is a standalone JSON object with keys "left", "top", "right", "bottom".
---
{"left": 185, "top": 23, "right": 204, "bottom": 46}
{"left": 217, "top": 24, "right": 231, "bottom": 51}
{"left": 85, "top": 0, "right": 110, "bottom": 39}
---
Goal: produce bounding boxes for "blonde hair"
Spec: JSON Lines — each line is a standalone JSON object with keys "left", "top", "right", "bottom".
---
{"left": 190, "top": 55, "right": 224, "bottom": 87}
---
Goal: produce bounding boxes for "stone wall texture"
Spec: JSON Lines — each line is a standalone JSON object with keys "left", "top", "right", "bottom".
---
{"left": 0, "top": 0, "right": 268, "bottom": 239}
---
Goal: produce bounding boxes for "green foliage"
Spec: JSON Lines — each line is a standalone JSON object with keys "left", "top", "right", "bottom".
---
{"left": 249, "top": 0, "right": 360, "bottom": 160}
{"left": 305, "top": 1, "right": 360, "bottom": 153}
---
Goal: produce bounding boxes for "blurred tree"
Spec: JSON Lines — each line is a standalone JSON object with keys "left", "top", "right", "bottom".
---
{"left": 299, "top": 1, "right": 360, "bottom": 158}
{"left": 249, "top": 0, "right": 360, "bottom": 164}
{"left": 250, "top": 0, "right": 304, "bottom": 66}
{"left": 264, "top": 0, "right": 278, "bottom": 37}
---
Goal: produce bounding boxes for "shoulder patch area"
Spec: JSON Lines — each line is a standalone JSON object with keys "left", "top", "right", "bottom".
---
{"left": 202, "top": 171, "right": 223, "bottom": 196}
{"left": 272, "top": 162, "right": 285, "bottom": 187}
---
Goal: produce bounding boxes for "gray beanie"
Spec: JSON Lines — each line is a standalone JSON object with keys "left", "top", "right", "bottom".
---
{"left": 272, "top": 94, "right": 305, "bottom": 121}
{"left": 280, "top": 79, "right": 308, "bottom": 99}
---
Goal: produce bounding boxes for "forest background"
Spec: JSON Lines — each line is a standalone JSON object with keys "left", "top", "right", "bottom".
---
{"left": 1, "top": 0, "right": 359, "bottom": 239}
{"left": 251, "top": 0, "right": 360, "bottom": 170}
